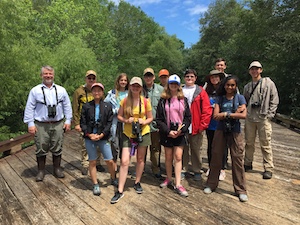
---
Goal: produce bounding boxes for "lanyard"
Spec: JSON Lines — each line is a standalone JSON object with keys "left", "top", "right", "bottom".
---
{"left": 41, "top": 86, "right": 58, "bottom": 106}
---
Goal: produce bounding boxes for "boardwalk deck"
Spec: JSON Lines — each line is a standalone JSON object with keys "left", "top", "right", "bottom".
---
{"left": 0, "top": 121, "right": 299, "bottom": 225}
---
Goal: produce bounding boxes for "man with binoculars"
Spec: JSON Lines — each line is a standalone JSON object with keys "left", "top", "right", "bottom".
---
{"left": 243, "top": 61, "right": 279, "bottom": 179}
{"left": 24, "top": 65, "right": 72, "bottom": 182}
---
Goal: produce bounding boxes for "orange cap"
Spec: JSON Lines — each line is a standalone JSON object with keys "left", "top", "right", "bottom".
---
{"left": 158, "top": 69, "right": 169, "bottom": 77}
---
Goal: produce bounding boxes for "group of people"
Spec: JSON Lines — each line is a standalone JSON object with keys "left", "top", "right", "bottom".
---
{"left": 23, "top": 58, "right": 279, "bottom": 204}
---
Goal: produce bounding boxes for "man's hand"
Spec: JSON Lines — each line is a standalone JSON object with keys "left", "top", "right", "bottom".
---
{"left": 63, "top": 123, "right": 71, "bottom": 132}
{"left": 74, "top": 125, "right": 82, "bottom": 132}
{"left": 28, "top": 126, "right": 37, "bottom": 135}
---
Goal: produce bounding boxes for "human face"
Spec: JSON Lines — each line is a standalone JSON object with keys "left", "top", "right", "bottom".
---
{"left": 209, "top": 75, "right": 220, "bottom": 85}
{"left": 118, "top": 76, "right": 128, "bottom": 90}
{"left": 86, "top": 75, "right": 96, "bottom": 88}
{"left": 159, "top": 75, "right": 168, "bottom": 87}
{"left": 215, "top": 61, "right": 227, "bottom": 73}
{"left": 92, "top": 86, "right": 103, "bottom": 100}
{"left": 169, "top": 82, "right": 179, "bottom": 93}
{"left": 249, "top": 67, "right": 262, "bottom": 81}
{"left": 41, "top": 69, "right": 54, "bottom": 86}
{"left": 225, "top": 79, "right": 237, "bottom": 95}
{"left": 130, "top": 83, "right": 142, "bottom": 94}
{"left": 184, "top": 73, "right": 196, "bottom": 86}
{"left": 143, "top": 73, "right": 155, "bottom": 87}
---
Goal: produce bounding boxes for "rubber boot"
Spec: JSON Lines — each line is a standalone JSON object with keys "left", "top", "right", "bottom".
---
{"left": 53, "top": 154, "right": 65, "bottom": 178}
{"left": 36, "top": 155, "right": 46, "bottom": 182}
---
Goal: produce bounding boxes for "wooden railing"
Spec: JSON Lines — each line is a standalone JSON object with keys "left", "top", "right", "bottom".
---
{"left": 0, "top": 133, "right": 33, "bottom": 154}
{"left": 274, "top": 113, "right": 300, "bottom": 130}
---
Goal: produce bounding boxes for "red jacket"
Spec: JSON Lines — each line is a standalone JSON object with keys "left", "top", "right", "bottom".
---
{"left": 188, "top": 86, "right": 212, "bottom": 135}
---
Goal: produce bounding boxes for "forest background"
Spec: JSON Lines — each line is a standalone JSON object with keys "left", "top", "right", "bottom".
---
{"left": 0, "top": 0, "right": 299, "bottom": 142}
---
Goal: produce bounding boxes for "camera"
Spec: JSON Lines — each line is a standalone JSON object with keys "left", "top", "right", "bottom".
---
{"left": 47, "top": 105, "right": 57, "bottom": 118}
{"left": 132, "top": 122, "right": 143, "bottom": 143}
{"left": 224, "top": 119, "right": 234, "bottom": 133}
{"left": 170, "top": 122, "right": 179, "bottom": 131}
{"left": 251, "top": 102, "right": 261, "bottom": 108}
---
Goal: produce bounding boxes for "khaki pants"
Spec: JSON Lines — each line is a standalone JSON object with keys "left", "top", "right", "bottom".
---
{"left": 182, "top": 132, "right": 203, "bottom": 173}
{"left": 149, "top": 131, "right": 161, "bottom": 174}
{"left": 244, "top": 118, "right": 274, "bottom": 172}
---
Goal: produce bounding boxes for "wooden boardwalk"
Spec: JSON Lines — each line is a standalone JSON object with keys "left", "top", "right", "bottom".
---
{"left": 0, "top": 122, "right": 299, "bottom": 225}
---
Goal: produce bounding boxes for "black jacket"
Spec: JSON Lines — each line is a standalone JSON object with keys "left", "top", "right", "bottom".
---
{"left": 80, "top": 100, "right": 113, "bottom": 140}
{"left": 156, "top": 97, "right": 191, "bottom": 142}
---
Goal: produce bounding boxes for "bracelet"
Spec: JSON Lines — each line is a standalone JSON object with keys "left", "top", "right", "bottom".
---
{"left": 226, "top": 112, "right": 231, "bottom": 119}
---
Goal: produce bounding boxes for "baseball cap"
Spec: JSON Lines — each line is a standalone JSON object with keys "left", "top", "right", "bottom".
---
{"left": 86, "top": 70, "right": 97, "bottom": 77}
{"left": 143, "top": 68, "right": 154, "bottom": 76}
{"left": 91, "top": 82, "right": 104, "bottom": 90}
{"left": 249, "top": 61, "right": 262, "bottom": 69}
{"left": 168, "top": 74, "right": 181, "bottom": 85}
{"left": 158, "top": 69, "right": 170, "bottom": 77}
{"left": 206, "top": 70, "right": 225, "bottom": 82}
{"left": 129, "top": 77, "right": 143, "bottom": 86}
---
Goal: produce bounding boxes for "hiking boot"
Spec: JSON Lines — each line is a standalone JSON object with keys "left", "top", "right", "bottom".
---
{"left": 36, "top": 155, "right": 46, "bottom": 182}
{"left": 81, "top": 167, "right": 88, "bottom": 175}
{"left": 175, "top": 185, "right": 188, "bottom": 197}
{"left": 96, "top": 165, "right": 105, "bottom": 172}
{"left": 133, "top": 182, "right": 143, "bottom": 194}
{"left": 244, "top": 164, "right": 253, "bottom": 172}
{"left": 53, "top": 155, "right": 64, "bottom": 178}
{"left": 111, "top": 178, "right": 118, "bottom": 187}
{"left": 110, "top": 191, "right": 124, "bottom": 204}
{"left": 160, "top": 178, "right": 172, "bottom": 188}
{"left": 263, "top": 171, "right": 272, "bottom": 179}
{"left": 194, "top": 173, "right": 202, "bottom": 181}
{"left": 219, "top": 170, "right": 226, "bottom": 181}
{"left": 93, "top": 184, "right": 101, "bottom": 196}
{"left": 239, "top": 194, "right": 249, "bottom": 202}
{"left": 203, "top": 187, "right": 212, "bottom": 194}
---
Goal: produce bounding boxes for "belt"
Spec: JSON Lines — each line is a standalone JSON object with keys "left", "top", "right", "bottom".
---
{"left": 35, "top": 119, "right": 63, "bottom": 124}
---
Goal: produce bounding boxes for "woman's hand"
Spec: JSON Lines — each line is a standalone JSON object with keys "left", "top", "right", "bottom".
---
{"left": 138, "top": 118, "right": 145, "bottom": 125}
{"left": 126, "top": 117, "right": 135, "bottom": 124}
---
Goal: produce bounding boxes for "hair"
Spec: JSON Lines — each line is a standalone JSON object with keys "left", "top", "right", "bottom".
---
{"left": 40, "top": 65, "right": 54, "bottom": 75}
{"left": 215, "top": 58, "right": 226, "bottom": 66}
{"left": 114, "top": 73, "right": 129, "bottom": 98}
{"left": 216, "top": 75, "right": 239, "bottom": 96}
{"left": 123, "top": 83, "right": 143, "bottom": 118}
{"left": 206, "top": 81, "right": 221, "bottom": 96}
{"left": 184, "top": 69, "right": 197, "bottom": 77}
{"left": 161, "top": 84, "right": 185, "bottom": 100}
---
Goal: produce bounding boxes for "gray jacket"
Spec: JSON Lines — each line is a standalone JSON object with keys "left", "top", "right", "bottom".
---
{"left": 243, "top": 77, "right": 279, "bottom": 119}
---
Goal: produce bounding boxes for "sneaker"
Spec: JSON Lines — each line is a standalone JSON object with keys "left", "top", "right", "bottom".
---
{"left": 205, "top": 169, "right": 210, "bottom": 177}
{"left": 93, "top": 184, "right": 101, "bottom": 196}
{"left": 96, "top": 165, "right": 105, "bottom": 172}
{"left": 110, "top": 191, "right": 124, "bottom": 204}
{"left": 239, "top": 194, "right": 248, "bottom": 202}
{"left": 219, "top": 170, "right": 226, "bottom": 181}
{"left": 244, "top": 164, "right": 253, "bottom": 172}
{"left": 111, "top": 178, "right": 118, "bottom": 187}
{"left": 154, "top": 173, "right": 164, "bottom": 180}
{"left": 81, "top": 167, "right": 88, "bottom": 175}
{"left": 203, "top": 187, "right": 212, "bottom": 194}
{"left": 175, "top": 185, "right": 188, "bottom": 197}
{"left": 160, "top": 178, "right": 172, "bottom": 188}
{"left": 194, "top": 173, "right": 202, "bottom": 181}
{"left": 263, "top": 171, "right": 272, "bottom": 179}
{"left": 134, "top": 182, "right": 143, "bottom": 194}
{"left": 180, "top": 172, "right": 186, "bottom": 180}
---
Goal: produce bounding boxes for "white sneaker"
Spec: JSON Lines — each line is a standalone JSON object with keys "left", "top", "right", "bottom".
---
{"left": 205, "top": 169, "right": 210, "bottom": 177}
{"left": 219, "top": 170, "right": 226, "bottom": 181}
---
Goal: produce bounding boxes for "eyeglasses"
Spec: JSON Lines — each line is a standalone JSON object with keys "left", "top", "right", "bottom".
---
{"left": 185, "top": 76, "right": 195, "bottom": 78}
{"left": 87, "top": 77, "right": 95, "bottom": 80}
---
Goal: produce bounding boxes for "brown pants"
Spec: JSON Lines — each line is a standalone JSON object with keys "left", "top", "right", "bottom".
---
{"left": 206, "top": 130, "right": 247, "bottom": 194}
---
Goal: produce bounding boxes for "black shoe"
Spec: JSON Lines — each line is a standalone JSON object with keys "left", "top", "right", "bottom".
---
{"left": 81, "top": 167, "right": 88, "bottom": 175}
{"left": 111, "top": 178, "right": 118, "bottom": 187}
{"left": 154, "top": 173, "right": 164, "bottom": 180}
{"left": 110, "top": 191, "right": 124, "bottom": 204}
{"left": 244, "top": 164, "right": 253, "bottom": 172}
{"left": 96, "top": 165, "right": 105, "bottom": 172}
{"left": 134, "top": 182, "right": 143, "bottom": 194}
{"left": 263, "top": 171, "right": 272, "bottom": 179}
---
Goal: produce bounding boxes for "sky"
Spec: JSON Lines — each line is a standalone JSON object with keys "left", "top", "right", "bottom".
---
{"left": 110, "top": 0, "right": 211, "bottom": 48}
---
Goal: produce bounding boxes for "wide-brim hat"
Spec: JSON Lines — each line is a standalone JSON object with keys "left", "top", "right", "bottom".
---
{"left": 205, "top": 70, "right": 225, "bottom": 82}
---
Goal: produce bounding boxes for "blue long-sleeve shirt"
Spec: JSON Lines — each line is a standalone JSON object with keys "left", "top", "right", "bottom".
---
{"left": 23, "top": 83, "right": 72, "bottom": 127}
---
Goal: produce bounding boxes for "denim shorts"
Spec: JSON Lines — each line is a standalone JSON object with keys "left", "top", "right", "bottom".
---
{"left": 85, "top": 139, "right": 113, "bottom": 161}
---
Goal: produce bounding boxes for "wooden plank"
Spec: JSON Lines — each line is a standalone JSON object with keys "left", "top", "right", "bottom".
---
{"left": 0, "top": 173, "right": 32, "bottom": 225}
{"left": 0, "top": 156, "right": 54, "bottom": 224}
{"left": 0, "top": 133, "right": 33, "bottom": 153}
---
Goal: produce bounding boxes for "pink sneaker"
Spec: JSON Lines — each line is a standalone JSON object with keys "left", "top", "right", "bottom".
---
{"left": 175, "top": 185, "right": 188, "bottom": 197}
{"left": 160, "top": 178, "right": 172, "bottom": 188}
